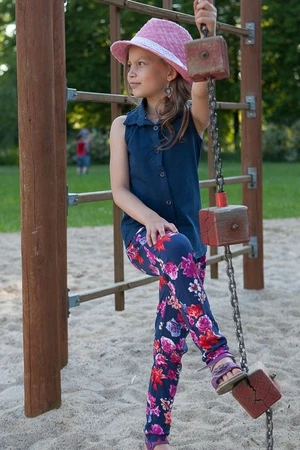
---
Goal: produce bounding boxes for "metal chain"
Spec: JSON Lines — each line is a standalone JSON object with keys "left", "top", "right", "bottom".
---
{"left": 207, "top": 77, "right": 225, "bottom": 193}
{"left": 205, "top": 63, "right": 274, "bottom": 448}
{"left": 224, "top": 245, "right": 248, "bottom": 371}
{"left": 266, "top": 408, "right": 274, "bottom": 450}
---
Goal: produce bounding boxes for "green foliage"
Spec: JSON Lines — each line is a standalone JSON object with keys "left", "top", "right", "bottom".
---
{"left": 262, "top": 120, "right": 300, "bottom": 162}
{"left": 262, "top": 0, "right": 300, "bottom": 124}
{"left": 0, "top": 146, "right": 19, "bottom": 165}
{"left": 287, "top": 119, "right": 300, "bottom": 161}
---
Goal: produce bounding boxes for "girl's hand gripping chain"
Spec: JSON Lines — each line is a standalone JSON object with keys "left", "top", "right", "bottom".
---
{"left": 194, "top": 0, "right": 217, "bottom": 38}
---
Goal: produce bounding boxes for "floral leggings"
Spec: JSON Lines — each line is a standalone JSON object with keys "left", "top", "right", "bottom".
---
{"left": 126, "top": 228, "right": 229, "bottom": 443}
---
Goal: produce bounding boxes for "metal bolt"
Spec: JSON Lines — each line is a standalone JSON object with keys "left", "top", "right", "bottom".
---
{"left": 200, "top": 50, "right": 209, "bottom": 59}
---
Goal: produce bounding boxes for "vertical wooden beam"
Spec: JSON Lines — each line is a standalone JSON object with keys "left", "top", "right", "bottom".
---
{"left": 240, "top": 0, "right": 264, "bottom": 289}
{"left": 110, "top": 5, "right": 125, "bottom": 311}
{"left": 53, "top": 0, "right": 68, "bottom": 368}
{"left": 16, "top": 0, "right": 61, "bottom": 416}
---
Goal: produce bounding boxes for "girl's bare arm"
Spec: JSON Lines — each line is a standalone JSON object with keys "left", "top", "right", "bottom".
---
{"left": 109, "top": 116, "right": 178, "bottom": 246}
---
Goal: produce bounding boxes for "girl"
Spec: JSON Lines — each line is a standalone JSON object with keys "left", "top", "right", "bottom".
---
{"left": 109, "top": 1, "right": 247, "bottom": 449}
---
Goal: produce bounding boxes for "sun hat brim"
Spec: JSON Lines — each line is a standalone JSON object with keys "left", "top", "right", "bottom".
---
{"left": 110, "top": 36, "right": 193, "bottom": 85}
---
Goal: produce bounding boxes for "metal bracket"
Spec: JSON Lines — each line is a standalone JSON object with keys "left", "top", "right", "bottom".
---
{"left": 248, "top": 236, "right": 258, "bottom": 258}
{"left": 245, "top": 95, "right": 256, "bottom": 118}
{"left": 68, "top": 293, "right": 80, "bottom": 309}
{"left": 68, "top": 193, "right": 79, "bottom": 207}
{"left": 247, "top": 167, "right": 257, "bottom": 189}
{"left": 245, "top": 22, "right": 255, "bottom": 45}
{"left": 66, "top": 87, "right": 77, "bottom": 101}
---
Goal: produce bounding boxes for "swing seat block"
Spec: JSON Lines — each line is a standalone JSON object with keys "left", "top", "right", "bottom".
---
{"left": 199, "top": 205, "right": 249, "bottom": 246}
{"left": 232, "top": 361, "right": 282, "bottom": 419}
{"left": 185, "top": 36, "right": 230, "bottom": 82}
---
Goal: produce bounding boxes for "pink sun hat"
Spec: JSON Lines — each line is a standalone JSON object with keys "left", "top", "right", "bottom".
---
{"left": 110, "top": 18, "right": 193, "bottom": 84}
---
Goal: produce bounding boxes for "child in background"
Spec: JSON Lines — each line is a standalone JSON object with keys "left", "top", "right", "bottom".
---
{"left": 109, "top": 1, "right": 247, "bottom": 449}
{"left": 75, "top": 132, "right": 88, "bottom": 174}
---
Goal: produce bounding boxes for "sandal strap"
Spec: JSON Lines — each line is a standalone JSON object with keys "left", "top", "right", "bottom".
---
{"left": 198, "top": 351, "right": 236, "bottom": 372}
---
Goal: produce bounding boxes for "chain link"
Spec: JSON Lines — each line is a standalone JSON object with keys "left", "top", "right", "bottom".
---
{"left": 207, "top": 77, "right": 225, "bottom": 193}
{"left": 266, "top": 408, "right": 274, "bottom": 450}
{"left": 224, "top": 245, "right": 248, "bottom": 371}
{"left": 205, "top": 60, "right": 274, "bottom": 448}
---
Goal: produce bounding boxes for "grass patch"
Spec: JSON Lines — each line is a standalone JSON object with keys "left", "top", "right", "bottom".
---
{"left": 0, "top": 162, "right": 299, "bottom": 232}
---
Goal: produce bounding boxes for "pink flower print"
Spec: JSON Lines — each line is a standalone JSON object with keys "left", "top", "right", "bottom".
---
{"left": 190, "top": 330, "right": 197, "bottom": 342}
{"left": 150, "top": 424, "right": 164, "bottom": 435}
{"left": 196, "top": 315, "right": 212, "bottom": 332}
{"left": 181, "top": 253, "right": 199, "bottom": 278}
{"left": 188, "top": 316, "right": 195, "bottom": 327}
{"left": 166, "top": 318, "right": 182, "bottom": 337}
{"left": 167, "top": 369, "right": 178, "bottom": 380}
{"left": 161, "top": 336, "right": 176, "bottom": 354}
{"left": 176, "top": 338, "right": 185, "bottom": 351}
{"left": 155, "top": 353, "right": 167, "bottom": 367}
{"left": 188, "top": 279, "right": 201, "bottom": 294}
{"left": 149, "top": 264, "right": 160, "bottom": 276}
{"left": 167, "top": 281, "right": 176, "bottom": 297}
{"left": 147, "top": 393, "right": 157, "bottom": 409}
{"left": 158, "top": 299, "right": 167, "bottom": 318}
{"left": 199, "top": 269, "right": 206, "bottom": 281}
{"left": 169, "top": 384, "right": 177, "bottom": 398}
{"left": 206, "top": 348, "right": 229, "bottom": 364}
{"left": 145, "top": 247, "right": 157, "bottom": 265}
{"left": 164, "top": 262, "right": 179, "bottom": 280}
{"left": 170, "top": 351, "right": 181, "bottom": 364}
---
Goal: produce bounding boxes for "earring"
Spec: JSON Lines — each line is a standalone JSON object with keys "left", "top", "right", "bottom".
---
{"left": 164, "top": 82, "right": 173, "bottom": 99}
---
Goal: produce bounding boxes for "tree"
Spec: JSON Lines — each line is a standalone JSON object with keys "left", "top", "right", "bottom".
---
{"left": 261, "top": 0, "right": 300, "bottom": 125}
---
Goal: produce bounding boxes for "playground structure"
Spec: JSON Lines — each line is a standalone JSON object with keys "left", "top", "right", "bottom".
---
{"left": 15, "top": 0, "right": 263, "bottom": 420}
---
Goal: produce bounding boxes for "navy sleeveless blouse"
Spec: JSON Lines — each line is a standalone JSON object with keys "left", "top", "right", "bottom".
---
{"left": 121, "top": 100, "right": 207, "bottom": 258}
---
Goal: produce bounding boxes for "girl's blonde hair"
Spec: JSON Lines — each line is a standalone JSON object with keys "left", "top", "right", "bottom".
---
{"left": 124, "top": 56, "right": 191, "bottom": 151}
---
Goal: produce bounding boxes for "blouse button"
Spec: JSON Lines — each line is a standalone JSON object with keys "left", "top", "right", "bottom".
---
{"left": 153, "top": 125, "right": 159, "bottom": 131}
{"left": 160, "top": 171, "right": 165, "bottom": 177}
{"left": 166, "top": 200, "right": 172, "bottom": 205}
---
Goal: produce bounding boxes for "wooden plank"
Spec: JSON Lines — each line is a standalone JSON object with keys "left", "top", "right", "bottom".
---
{"left": 241, "top": 0, "right": 264, "bottom": 289}
{"left": 16, "top": 0, "right": 61, "bottom": 417}
{"left": 53, "top": 0, "right": 68, "bottom": 370}
{"left": 110, "top": 5, "right": 125, "bottom": 311}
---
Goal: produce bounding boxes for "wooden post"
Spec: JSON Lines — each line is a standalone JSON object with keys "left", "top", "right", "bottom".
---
{"left": 110, "top": 5, "right": 125, "bottom": 311}
{"left": 53, "top": 0, "right": 68, "bottom": 368}
{"left": 16, "top": 0, "right": 61, "bottom": 416}
{"left": 240, "top": 0, "right": 264, "bottom": 289}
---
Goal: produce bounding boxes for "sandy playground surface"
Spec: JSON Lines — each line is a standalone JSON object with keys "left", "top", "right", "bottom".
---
{"left": 0, "top": 218, "right": 299, "bottom": 449}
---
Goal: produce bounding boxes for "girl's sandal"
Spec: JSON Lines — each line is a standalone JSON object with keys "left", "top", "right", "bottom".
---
{"left": 145, "top": 439, "right": 170, "bottom": 449}
{"left": 201, "top": 351, "right": 247, "bottom": 395}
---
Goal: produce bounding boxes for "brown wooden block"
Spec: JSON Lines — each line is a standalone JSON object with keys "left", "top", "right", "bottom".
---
{"left": 184, "top": 36, "right": 230, "bottom": 82}
{"left": 232, "top": 361, "right": 282, "bottom": 419}
{"left": 199, "top": 205, "right": 249, "bottom": 246}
